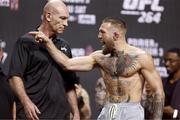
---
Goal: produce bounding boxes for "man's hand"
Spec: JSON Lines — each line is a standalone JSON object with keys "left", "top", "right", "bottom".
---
{"left": 23, "top": 98, "right": 41, "bottom": 120}
{"left": 29, "top": 31, "right": 50, "bottom": 43}
{"left": 72, "top": 111, "right": 80, "bottom": 120}
{"left": 163, "top": 106, "right": 174, "bottom": 116}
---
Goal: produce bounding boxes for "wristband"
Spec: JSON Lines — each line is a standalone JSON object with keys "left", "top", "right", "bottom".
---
{"left": 173, "top": 109, "right": 178, "bottom": 118}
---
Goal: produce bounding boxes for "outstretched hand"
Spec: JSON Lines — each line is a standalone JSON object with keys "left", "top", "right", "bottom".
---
{"left": 29, "top": 31, "right": 50, "bottom": 43}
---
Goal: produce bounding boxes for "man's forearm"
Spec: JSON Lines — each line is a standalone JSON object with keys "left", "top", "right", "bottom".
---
{"left": 9, "top": 76, "right": 41, "bottom": 119}
{"left": 142, "top": 92, "right": 164, "bottom": 119}
{"left": 67, "top": 90, "right": 80, "bottom": 118}
{"left": 9, "top": 76, "right": 30, "bottom": 105}
{"left": 81, "top": 104, "right": 91, "bottom": 119}
{"left": 151, "top": 92, "right": 164, "bottom": 119}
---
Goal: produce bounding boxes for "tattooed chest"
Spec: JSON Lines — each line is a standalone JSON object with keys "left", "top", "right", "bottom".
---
{"left": 98, "top": 51, "right": 140, "bottom": 77}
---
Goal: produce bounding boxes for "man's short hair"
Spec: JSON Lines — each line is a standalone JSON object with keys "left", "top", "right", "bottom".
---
{"left": 102, "top": 17, "right": 127, "bottom": 34}
{"left": 167, "top": 48, "right": 180, "bottom": 57}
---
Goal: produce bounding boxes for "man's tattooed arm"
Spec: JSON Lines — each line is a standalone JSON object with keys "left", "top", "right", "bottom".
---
{"left": 151, "top": 93, "right": 164, "bottom": 120}
{"left": 139, "top": 53, "right": 165, "bottom": 120}
{"left": 141, "top": 89, "right": 164, "bottom": 120}
{"left": 141, "top": 84, "right": 154, "bottom": 119}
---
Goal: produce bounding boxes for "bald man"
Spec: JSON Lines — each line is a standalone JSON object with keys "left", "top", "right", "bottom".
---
{"left": 8, "top": 0, "right": 80, "bottom": 119}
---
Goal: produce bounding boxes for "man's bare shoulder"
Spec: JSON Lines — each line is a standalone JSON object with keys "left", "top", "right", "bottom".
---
{"left": 133, "top": 47, "right": 152, "bottom": 60}
{"left": 89, "top": 50, "right": 110, "bottom": 65}
{"left": 135, "top": 48, "right": 154, "bottom": 69}
{"left": 129, "top": 45, "right": 146, "bottom": 55}
{"left": 128, "top": 46, "right": 154, "bottom": 68}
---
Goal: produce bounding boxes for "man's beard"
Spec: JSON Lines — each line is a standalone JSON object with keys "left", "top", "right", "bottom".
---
{"left": 102, "top": 41, "right": 115, "bottom": 55}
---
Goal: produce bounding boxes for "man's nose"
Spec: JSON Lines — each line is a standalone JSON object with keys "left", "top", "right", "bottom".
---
{"left": 165, "top": 61, "right": 170, "bottom": 66}
{"left": 98, "top": 34, "right": 102, "bottom": 39}
{"left": 63, "top": 20, "right": 68, "bottom": 27}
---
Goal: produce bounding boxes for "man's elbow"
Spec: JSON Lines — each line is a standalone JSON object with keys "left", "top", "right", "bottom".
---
{"left": 161, "top": 91, "right": 165, "bottom": 100}
{"left": 61, "top": 65, "right": 72, "bottom": 71}
{"left": 155, "top": 88, "right": 165, "bottom": 100}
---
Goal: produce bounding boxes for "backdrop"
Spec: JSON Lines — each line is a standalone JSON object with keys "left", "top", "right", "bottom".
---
{"left": 0, "top": 0, "right": 180, "bottom": 118}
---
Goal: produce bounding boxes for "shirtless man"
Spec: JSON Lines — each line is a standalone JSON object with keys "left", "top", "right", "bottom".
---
{"left": 30, "top": 17, "right": 165, "bottom": 120}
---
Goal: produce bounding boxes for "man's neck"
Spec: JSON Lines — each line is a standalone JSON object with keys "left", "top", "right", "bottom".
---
{"left": 169, "top": 70, "right": 180, "bottom": 83}
{"left": 114, "top": 41, "right": 128, "bottom": 52}
{"left": 38, "top": 24, "right": 55, "bottom": 39}
{"left": 174, "top": 70, "right": 180, "bottom": 80}
{"left": 114, "top": 37, "right": 128, "bottom": 50}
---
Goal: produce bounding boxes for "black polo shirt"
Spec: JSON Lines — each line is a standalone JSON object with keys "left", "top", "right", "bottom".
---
{"left": 9, "top": 33, "right": 77, "bottom": 119}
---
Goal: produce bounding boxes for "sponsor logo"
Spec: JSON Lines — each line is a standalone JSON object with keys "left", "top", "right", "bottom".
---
{"left": 121, "top": 0, "right": 165, "bottom": 24}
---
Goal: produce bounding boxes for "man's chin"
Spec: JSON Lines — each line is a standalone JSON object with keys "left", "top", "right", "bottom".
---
{"left": 166, "top": 68, "right": 172, "bottom": 74}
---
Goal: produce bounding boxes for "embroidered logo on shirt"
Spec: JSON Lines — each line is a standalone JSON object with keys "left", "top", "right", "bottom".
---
{"left": 61, "top": 47, "right": 67, "bottom": 52}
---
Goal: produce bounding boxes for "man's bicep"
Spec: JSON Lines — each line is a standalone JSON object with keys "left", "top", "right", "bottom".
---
{"left": 142, "top": 69, "right": 162, "bottom": 90}
{"left": 140, "top": 54, "right": 163, "bottom": 90}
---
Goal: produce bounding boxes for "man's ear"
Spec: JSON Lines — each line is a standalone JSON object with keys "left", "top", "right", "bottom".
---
{"left": 45, "top": 13, "right": 51, "bottom": 22}
{"left": 113, "top": 32, "right": 119, "bottom": 41}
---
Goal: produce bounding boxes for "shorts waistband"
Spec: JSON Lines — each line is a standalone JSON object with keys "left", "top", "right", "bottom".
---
{"left": 105, "top": 102, "right": 141, "bottom": 107}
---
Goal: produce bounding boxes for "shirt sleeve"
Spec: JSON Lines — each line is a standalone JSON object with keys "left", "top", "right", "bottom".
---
{"left": 8, "top": 37, "right": 29, "bottom": 79}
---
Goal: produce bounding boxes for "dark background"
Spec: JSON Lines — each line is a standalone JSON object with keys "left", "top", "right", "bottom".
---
{"left": 0, "top": 0, "right": 180, "bottom": 118}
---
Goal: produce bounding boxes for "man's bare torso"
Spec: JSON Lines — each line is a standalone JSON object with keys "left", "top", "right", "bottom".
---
{"left": 95, "top": 47, "right": 146, "bottom": 103}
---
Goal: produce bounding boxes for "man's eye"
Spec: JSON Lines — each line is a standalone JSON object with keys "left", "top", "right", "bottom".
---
{"left": 60, "top": 17, "right": 67, "bottom": 20}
